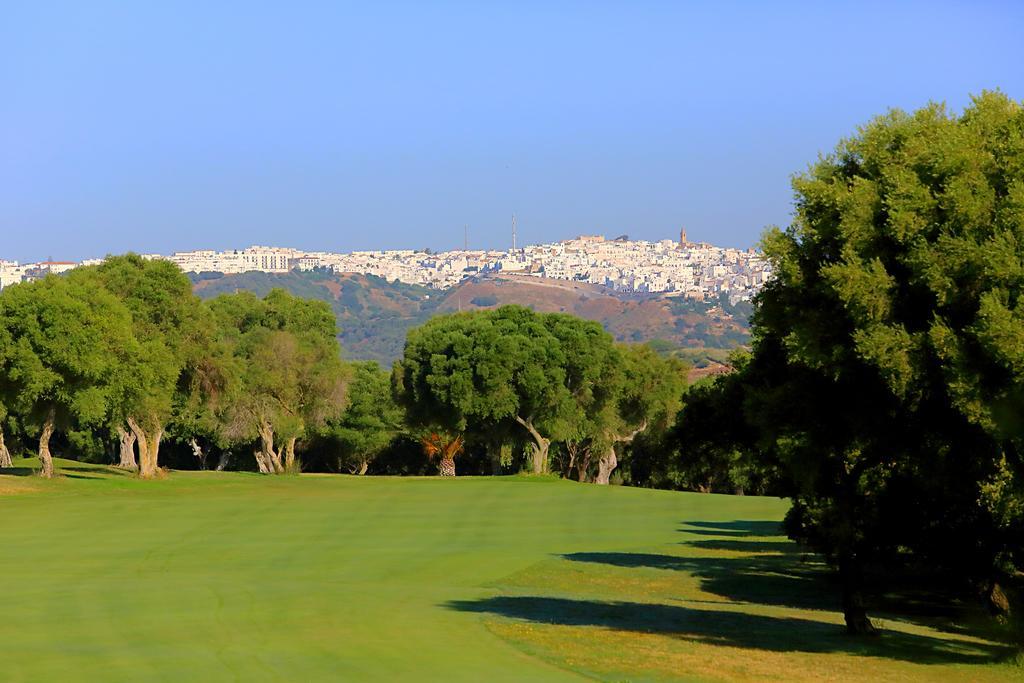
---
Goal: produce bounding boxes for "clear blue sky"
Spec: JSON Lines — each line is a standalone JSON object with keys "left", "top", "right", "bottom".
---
{"left": 2, "top": 1, "right": 1022, "bottom": 261}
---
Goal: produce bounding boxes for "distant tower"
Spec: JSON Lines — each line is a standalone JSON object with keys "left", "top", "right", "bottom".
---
{"left": 512, "top": 213, "right": 517, "bottom": 252}
{"left": 464, "top": 224, "right": 468, "bottom": 251}
{"left": 679, "top": 226, "right": 689, "bottom": 247}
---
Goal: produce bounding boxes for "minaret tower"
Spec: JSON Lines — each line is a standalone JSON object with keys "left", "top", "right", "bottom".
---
{"left": 679, "top": 226, "right": 689, "bottom": 247}
{"left": 512, "top": 213, "right": 517, "bottom": 253}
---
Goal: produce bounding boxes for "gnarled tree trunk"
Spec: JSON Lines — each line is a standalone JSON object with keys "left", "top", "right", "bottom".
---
{"left": 356, "top": 459, "right": 369, "bottom": 476}
{"left": 0, "top": 426, "right": 12, "bottom": 468}
{"left": 515, "top": 416, "right": 549, "bottom": 474}
{"left": 38, "top": 407, "right": 56, "bottom": 478}
{"left": 595, "top": 445, "right": 617, "bottom": 485}
{"left": 839, "top": 553, "right": 876, "bottom": 635}
{"left": 116, "top": 425, "right": 138, "bottom": 470}
{"left": 127, "top": 416, "right": 163, "bottom": 479}
{"left": 256, "top": 421, "right": 284, "bottom": 474}
{"left": 594, "top": 423, "right": 646, "bottom": 486}
{"left": 254, "top": 449, "right": 273, "bottom": 474}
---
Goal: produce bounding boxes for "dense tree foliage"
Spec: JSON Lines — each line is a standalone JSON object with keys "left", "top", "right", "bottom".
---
{"left": 670, "top": 358, "right": 783, "bottom": 495}
{"left": 207, "top": 289, "right": 348, "bottom": 473}
{"left": 394, "top": 306, "right": 685, "bottom": 479}
{"left": 321, "top": 361, "right": 402, "bottom": 475}
{"left": 80, "top": 255, "right": 207, "bottom": 477}
{"left": 0, "top": 275, "right": 134, "bottom": 477}
{"left": 560, "top": 344, "right": 687, "bottom": 484}
{"left": 679, "top": 93, "right": 1024, "bottom": 634}
{"left": 396, "top": 307, "right": 601, "bottom": 473}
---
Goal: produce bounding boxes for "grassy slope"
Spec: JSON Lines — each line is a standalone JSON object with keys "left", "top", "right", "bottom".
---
{"left": 0, "top": 460, "right": 1019, "bottom": 682}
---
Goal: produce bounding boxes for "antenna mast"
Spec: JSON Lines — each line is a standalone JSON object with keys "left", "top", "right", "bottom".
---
{"left": 512, "top": 213, "right": 517, "bottom": 252}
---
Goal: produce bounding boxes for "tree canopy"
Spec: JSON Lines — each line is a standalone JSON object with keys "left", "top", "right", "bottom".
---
{"left": 206, "top": 289, "right": 347, "bottom": 473}
{"left": 0, "top": 274, "right": 135, "bottom": 477}
{"left": 689, "top": 92, "right": 1024, "bottom": 633}
{"left": 322, "top": 361, "right": 402, "bottom": 475}
{"left": 393, "top": 306, "right": 684, "bottom": 478}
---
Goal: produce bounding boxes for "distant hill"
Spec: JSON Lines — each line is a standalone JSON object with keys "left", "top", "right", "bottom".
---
{"left": 191, "top": 271, "right": 750, "bottom": 365}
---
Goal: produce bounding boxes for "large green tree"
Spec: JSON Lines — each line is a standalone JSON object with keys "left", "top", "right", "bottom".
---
{"left": 323, "top": 361, "right": 402, "bottom": 475}
{"left": 748, "top": 92, "right": 1024, "bottom": 633}
{"left": 671, "top": 356, "right": 784, "bottom": 495}
{"left": 0, "top": 276, "right": 134, "bottom": 478}
{"left": 82, "top": 255, "right": 206, "bottom": 478}
{"left": 208, "top": 290, "right": 347, "bottom": 473}
{"left": 591, "top": 345, "right": 687, "bottom": 485}
{"left": 394, "top": 306, "right": 617, "bottom": 474}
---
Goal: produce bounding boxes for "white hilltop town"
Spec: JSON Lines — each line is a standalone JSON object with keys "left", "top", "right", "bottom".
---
{"left": 1, "top": 228, "right": 772, "bottom": 305}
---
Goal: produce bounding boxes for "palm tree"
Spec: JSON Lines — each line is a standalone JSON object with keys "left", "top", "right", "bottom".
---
{"left": 420, "top": 432, "right": 464, "bottom": 477}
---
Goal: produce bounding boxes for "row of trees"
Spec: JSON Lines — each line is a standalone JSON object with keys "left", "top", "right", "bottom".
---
{"left": 0, "top": 255, "right": 349, "bottom": 478}
{"left": 673, "top": 92, "right": 1024, "bottom": 634}
{"left": 0, "top": 255, "right": 685, "bottom": 484}
{"left": 393, "top": 305, "right": 687, "bottom": 481}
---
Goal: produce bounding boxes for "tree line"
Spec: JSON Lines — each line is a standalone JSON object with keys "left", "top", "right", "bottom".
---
{"left": 0, "top": 255, "right": 687, "bottom": 484}
{"left": 0, "top": 256, "right": 349, "bottom": 478}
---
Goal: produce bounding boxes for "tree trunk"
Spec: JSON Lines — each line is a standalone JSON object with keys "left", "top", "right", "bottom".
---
{"left": 515, "top": 416, "right": 549, "bottom": 474}
{"left": 595, "top": 445, "right": 617, "bottom": 485}
{"left": 563, "top": 444, "right": 578, "bottom": 479}
{"left": 215, "top": 451, "right": 231, "bottom": 471}
{"left": 983, "top": 579, "right": 1011, "bottom": 617}
{"left": 576, "top": 448, "right": 592, "bottom": 482}
{"left": 357, "top": 459, "right": 369, "bottom": 476}
{"left": 283, "top": 437, "right": 298, "bottom": 473}
{"left": 0, "top": 426, "right": 12, "bottom": 468}
{"left": 439, "top": 456, "right": 456, "bottom": 477}
{"left": 594, "top": 423, "right": 644, "bottom": 485}
{"left": 38, "top": 407, "right": 56, "bottom": 478}
{"left": 116, "top": 425, "right": 138, "bottom": 470}
{"left": 839, "top": 554, "right": 877, "bottom": 635}
{"left": 189, "top": 438, "right": 206, "bottom": 470}
{"left": 127, "top": 417, "right": 163, "bottom": 479}
{"left": 257, "top": 421, "right": 284, "bottom": 474}
{"left": 254, "top": 450, "right": 273, "bottom": 474}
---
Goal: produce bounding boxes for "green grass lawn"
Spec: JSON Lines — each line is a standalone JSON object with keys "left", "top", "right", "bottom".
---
{"left": 0, "top": 458, "right": 1020, "bottom": 682}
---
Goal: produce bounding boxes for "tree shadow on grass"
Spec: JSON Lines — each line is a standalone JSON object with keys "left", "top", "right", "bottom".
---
{"left": 1, "top": 464, "right": 131, "bottom": 479}
{"left": 578, "top": 520, "right": 1016, "bottom": 649}
{"left": 564, "top": 551, "right": 837, "bottom": 612}
{"left": 61, "top": 465, "right": 132, "bottom": 478}
{"left": 681, "top": 520, "right": 783, "bottom": 537}
{"left": 446, "top": 595, "right": 1014, "bottom": 664}
{"left": 687, "top": 539, "right": 801, "bottom": 554}
{"left": 0, "top": 467, "right": 37, "bottom": 477}
{"left": 678, "top": 520, "right": 1007, "bottom": 641}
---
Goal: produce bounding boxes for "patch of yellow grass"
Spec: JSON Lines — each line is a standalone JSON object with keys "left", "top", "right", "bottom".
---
{"left": 0, "top": 478, "right": 41, "bottom": 495}
{"left": 477, "top": 543, "right": 1021, "bottom": 682}
{"left": 488, "top": 620, "right": 1017, "bottom": 683}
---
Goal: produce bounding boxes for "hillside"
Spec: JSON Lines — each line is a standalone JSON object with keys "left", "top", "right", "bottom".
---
{"left": 191, "top": 271, "right": 750, "bottom": 365}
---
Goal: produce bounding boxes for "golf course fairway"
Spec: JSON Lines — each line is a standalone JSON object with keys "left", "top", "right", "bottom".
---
{"left": 0, "top": 460, "right": 1019, "bottom": 682}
